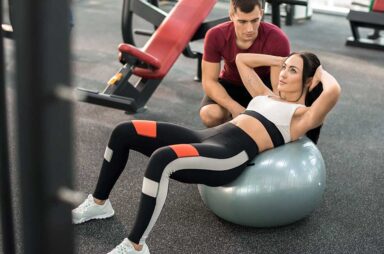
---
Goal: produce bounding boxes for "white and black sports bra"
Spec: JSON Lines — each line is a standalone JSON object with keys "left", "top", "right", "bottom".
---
{"left": 243, "top": 95, "right": 305, "bottom": 145}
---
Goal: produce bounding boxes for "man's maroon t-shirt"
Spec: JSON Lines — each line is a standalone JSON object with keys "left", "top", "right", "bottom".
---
{"left": 203, "top": 21, "right": 290, "bottom": 87}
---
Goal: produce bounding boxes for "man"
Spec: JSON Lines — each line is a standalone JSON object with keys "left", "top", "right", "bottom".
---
{"left": 200, "top": 0, "right": 290, "bottom": 127}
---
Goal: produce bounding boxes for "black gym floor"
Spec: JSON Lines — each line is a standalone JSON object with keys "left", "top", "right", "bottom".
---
{"left": 2, "top": 1, "right": 384, "bottom": 253}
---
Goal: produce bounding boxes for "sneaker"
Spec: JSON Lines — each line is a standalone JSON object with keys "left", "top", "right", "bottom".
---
{"left": 72, "top": 194, "right": 115, "bottom": 224}
{"left": 107, "top": 238, "right": 150, "bottom": 254}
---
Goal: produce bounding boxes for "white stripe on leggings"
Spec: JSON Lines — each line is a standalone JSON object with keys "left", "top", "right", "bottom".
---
{"left": 142, "top": 177, "right": 159, "bottom": 198}
{"left": 104, "top": 147, "right": 113, "bottom": 162}
{"left": 139, "top": 150, "right": 249, "bottom": 244}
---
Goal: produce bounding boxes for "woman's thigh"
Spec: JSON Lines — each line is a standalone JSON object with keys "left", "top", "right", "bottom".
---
{"left": 168, "top": 143, "right": 250, "bottom": 187}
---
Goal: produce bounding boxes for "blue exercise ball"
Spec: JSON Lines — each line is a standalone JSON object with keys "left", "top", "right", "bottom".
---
{"left": 198, "top": 137, "right": 326, "bottom": 227}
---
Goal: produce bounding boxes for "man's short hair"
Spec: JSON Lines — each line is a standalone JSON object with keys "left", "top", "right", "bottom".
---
{"left": 230, "top": 0, "right": 264, "bottom": 13}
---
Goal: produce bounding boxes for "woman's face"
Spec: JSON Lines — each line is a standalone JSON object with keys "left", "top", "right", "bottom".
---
{"left": 278, "top": 54, "right": 304, "bottom": 95}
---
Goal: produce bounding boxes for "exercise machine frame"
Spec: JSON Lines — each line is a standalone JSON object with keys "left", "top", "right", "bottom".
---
{"left": 346, "top": 10, "right": 384, "bottom": 50}
{"left": 266, "top": 0, "right": 308, "bottom": 28}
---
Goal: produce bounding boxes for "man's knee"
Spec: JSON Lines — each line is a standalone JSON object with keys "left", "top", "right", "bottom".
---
{"left": 200, "top": 104, "right": 229, "bottom": 127}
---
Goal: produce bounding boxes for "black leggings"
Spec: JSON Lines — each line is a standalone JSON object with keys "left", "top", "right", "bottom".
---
{"left": 93, "top": 120, "right": 258, "bottom": 244}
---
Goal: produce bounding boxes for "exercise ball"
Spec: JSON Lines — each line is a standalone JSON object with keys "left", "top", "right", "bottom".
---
{"left": 198, "top": 137, "right": 326, "bottom": 227}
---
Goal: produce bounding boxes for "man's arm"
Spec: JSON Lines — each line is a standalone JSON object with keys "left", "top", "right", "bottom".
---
{"left": 201, "top": 60, "right": 245, "bottom": 116}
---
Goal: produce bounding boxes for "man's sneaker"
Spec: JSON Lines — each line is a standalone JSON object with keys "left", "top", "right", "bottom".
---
{"left": 72, "top": 194, "right": 115, "bottom": 224}
{"left": 107, "top": 238, "right": 150, "bottom": 254}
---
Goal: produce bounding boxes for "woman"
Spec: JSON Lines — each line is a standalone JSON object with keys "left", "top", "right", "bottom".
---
{"left": 73, "top": 52, "right": 341, "bottom": 254}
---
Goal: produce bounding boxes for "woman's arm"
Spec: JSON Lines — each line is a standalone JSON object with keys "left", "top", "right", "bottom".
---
{"left": 236, "top": 53, "right": 284, "bottom": 97}
{"left": 303, "top": 66, "right": 341, "bottom": 130}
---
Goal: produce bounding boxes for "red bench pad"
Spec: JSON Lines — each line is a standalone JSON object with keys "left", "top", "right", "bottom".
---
{"left": 373, "top": 0, "right": 384, "bottom": 12}
{"left": 123, "top": 0, "right": 217, "bottom": 79}
{"left": 119, "top": 43, "right": 161, "bottom": 69}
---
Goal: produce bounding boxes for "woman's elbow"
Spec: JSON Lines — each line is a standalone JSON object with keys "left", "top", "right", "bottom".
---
{"left": 336, "top": 83, "right": 341, "bottom": 95}
{"left": 333, "top": 82, "right": 342, "bottom": 102}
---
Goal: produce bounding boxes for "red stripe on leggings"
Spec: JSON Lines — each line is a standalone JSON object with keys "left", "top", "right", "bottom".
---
{"left": 170, "top": 144, "right": 199, "bottom": 158}
{"left": 132, "top": 120, "right": 157, "bottom": 138}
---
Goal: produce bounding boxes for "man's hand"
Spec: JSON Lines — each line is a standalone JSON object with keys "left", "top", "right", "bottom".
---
{"left": 229, "top": 103, "right": 246, "bottom": 118}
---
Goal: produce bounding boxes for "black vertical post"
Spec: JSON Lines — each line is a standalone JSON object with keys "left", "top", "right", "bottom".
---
{"left": 285, "top": 4, "right": 294, "bottom": 26}
{"left": 271, "top": 2, "right": 282, "bottom": 27}
{"left": 122, "top": 0, "right": 138, "bottom": 44}
{"left": 0, "top": 1, "right": 16, "bottom": 254}
{"left": 13, "top": 0, "right": 73, "bottom": 253}
{"left": 350, "top": 22, "right": 360, "bottom": 40}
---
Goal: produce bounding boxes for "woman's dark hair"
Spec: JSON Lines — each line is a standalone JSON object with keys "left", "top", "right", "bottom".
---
{"left": 231, "top": 0, "right": 264, "bottom": 13}
{"left": 288, "top": 52, "right": 323, "bottom": 144}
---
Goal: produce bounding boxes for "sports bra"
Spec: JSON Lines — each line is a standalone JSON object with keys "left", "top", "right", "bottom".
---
{"left": 244, "top": 95, "right": 305, "bottom": 144}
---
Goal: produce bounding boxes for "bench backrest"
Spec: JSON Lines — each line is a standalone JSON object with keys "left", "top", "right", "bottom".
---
{"left": 373, "top": 0, "right": 384, "bottom": 12}
{"left": 133, "top": 0, "right": 217, "bottom": 79}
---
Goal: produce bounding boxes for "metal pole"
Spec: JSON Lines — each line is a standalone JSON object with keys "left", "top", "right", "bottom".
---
{"left": 271, "top": 2, "right": 281, "bottom": 27}
{"left": 0, "top": 0, "right": 16, "bottom": 253}
{"left": 13, "top": 0, "right": 73, "bottom": 253}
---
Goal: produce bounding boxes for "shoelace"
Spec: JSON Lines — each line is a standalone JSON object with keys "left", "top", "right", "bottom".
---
{"left": 76, "top": 196, "right": 94, "bottom": 213}
{"left": 114, "top": 242, "right": 133, "bottom": 254}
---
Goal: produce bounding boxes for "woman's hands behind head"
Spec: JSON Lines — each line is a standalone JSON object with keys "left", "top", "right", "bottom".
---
{"left": 309, "top": 65, "right": 323, "bottom": 92}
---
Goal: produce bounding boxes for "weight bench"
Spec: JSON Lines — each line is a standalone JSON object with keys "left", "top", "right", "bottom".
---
{"left": 121, "top": 0, "right": 229, "bottom": 81}
{"left": 346, "top": 10, "right": 384, "bottom": 50}
{"left": 78, "top": 0, "right": 217, "bottom": 113}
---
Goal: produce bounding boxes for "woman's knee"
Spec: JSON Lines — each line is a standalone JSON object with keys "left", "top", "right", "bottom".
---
{"left": 110, "top": 122, "right": 134, "bottom": 140}
{"left": 145, "top": 146, "right": 177, "bottom": 179}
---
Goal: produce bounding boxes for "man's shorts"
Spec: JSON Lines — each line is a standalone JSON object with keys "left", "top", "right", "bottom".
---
{"left": 200, "top": 79, "right": 252, "bottom": 109}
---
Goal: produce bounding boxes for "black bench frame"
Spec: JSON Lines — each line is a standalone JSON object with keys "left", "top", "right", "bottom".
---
{"left": 77, "top": 65, "right": 162, "bottom": 113}
{"left": 346, "top": 10, "right": 384, "bottom": 50}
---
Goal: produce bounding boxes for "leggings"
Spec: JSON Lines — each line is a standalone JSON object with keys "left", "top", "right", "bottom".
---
{"left": 93, "top": 120, "right": 259, "bottom": 244}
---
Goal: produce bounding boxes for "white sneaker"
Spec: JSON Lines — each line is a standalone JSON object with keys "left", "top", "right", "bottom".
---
{"left": 72, "top": 194, "right": 115, "bottom": 224}
{"left": 107, "top": 238, "right": 150, "bottom": 254}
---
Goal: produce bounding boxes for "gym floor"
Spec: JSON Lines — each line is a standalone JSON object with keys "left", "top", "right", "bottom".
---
{"left": 2, "top": 1, "right": 384, "bottom": 253}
